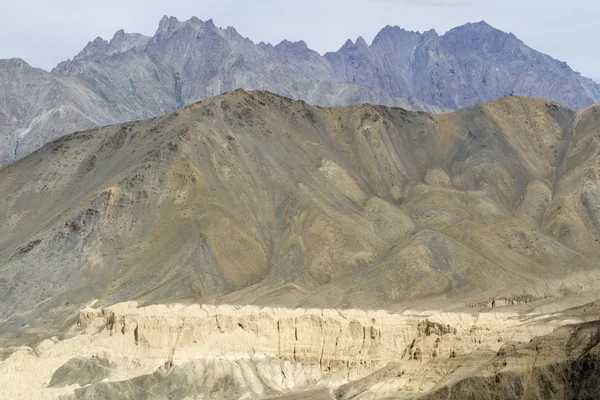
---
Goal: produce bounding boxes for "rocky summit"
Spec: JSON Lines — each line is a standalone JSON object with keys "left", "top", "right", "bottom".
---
{"left": 2, "top": 17, "right": 600, "bottom": 165}
{"left": 2, "top": 90, "right": 600, "bottom": 398}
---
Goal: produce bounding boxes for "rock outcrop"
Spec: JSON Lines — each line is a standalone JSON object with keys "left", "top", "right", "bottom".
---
{"left": 2, "top": 300, "right": 600, "bottom": 399}
{"left": 75, "top": 302, "right": 557, "bottom": 373}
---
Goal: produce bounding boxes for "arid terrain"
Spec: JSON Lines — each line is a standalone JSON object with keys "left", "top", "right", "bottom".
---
{"left": 1, "top": 90, "right": 600, "bottom": 398}
{"left": 4, "top": 298, "right": 600, "bottom": 399}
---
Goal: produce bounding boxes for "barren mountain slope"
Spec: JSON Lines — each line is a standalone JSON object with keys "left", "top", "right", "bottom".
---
{"left": 1, "top": 90, "right": 600, "bottom": 338}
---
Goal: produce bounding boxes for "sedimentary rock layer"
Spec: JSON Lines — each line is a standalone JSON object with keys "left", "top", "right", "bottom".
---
{"left": 2, "top": 300, "right": 599, "bottom": 399}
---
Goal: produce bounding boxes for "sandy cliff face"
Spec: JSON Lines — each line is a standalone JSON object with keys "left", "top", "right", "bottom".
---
{"left": 1, "top": 299, "right": 599, "bottom": 399}
{"left": 76, "top": 302, "right": 556, "bottom": 370}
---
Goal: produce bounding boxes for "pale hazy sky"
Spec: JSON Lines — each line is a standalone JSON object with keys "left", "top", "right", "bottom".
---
{"left": 2, "top": 0, "right": 599, "bottom": 79}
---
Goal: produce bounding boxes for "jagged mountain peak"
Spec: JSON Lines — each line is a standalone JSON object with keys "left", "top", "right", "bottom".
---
{"left": 272, "top": 39, "right": 321, "bottom": 60}
{"left": 342, "top": 38, "right": 354, "bottom": 48}
{"left": 156, "top": 15, "right": 218, "bottom": 34}
{"left": 373, "top": 21, "right": 500, "bottom": 45}
{"left": 443, "top": 20, "right": 513, "bottom": 41}
{"left": 113, "top": 28, "right": 126, "bottom": 38}
{"left": 158, "top": 15, "right": 179, "bottom": 30}
{"left": 424, "top": 28, "right": 439, "bottom": 36}
{"left": 53, "top": 28, "right": 150, "bottom": 73}
{"left": 445, "top": 20, "right": 498, "bottom": 34}
{"left": 355, "top": 36, "right": 368, "bottom": 48}
{"left": 465, "top": 20, "right": 493, "bottom": 28}
{"left": 0, "top": 57, "right": 30, "bottom": 68}
{"left": 82, "top": 36, "right": 109, "bottom": 55}
{"left": 337, "top": 36, "right": 370, "bottom": 53}
{"left": 372, "top": 25, "right": 421, "bottom": 44}
{"left": 225, "top": 25, "right": 238, "bottom": 35}
{"left": 107, "top": 30, "right": 150, "bottom": 55}
{"left": 379, "top": 24, "right": 410, "bottom": 34}
{"left": 422, "top": 28, "right": 439, "bottom": 41}
{"left": 274, "top": 39, "right": 309, "bottom": 50}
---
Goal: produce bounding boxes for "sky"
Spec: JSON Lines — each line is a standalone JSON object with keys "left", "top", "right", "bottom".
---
{"left": 2, "top": 0, "right": 599, "bottom": 79}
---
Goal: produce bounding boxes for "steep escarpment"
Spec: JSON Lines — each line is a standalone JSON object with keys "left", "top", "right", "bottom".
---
{"left": 2, "top": 91, "right": 600, "bottom": 336}
{"left": 2, "top": 300, "right": 600, "bottom": 399}
{"left": 76, "top": 302, "right": 556, "bottom": 372}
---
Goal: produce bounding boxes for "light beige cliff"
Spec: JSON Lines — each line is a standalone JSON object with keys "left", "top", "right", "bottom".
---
{"left": 1, "top": 299, "right": 595, "bottom": 399}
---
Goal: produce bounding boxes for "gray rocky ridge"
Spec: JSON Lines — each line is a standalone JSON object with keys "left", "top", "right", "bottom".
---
{"left": 1, "top": 17, "right": 600, "bottom": 165}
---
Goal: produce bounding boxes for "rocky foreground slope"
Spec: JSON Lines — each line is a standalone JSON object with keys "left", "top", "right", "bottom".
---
{"left": 1, "top": 90, "right": 600, "bottom": 398}
{"left": 2, "top": 16, "right": 600, "bottom": 164}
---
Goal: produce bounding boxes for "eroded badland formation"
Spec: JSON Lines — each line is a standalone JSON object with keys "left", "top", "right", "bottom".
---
{"left": 2, "top": 90, "right": 600, "bottom": 398}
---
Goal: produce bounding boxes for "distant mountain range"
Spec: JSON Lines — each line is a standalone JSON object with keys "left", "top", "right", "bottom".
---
{"left": 1, "top": 16, "right": 599, "bottom": 165}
